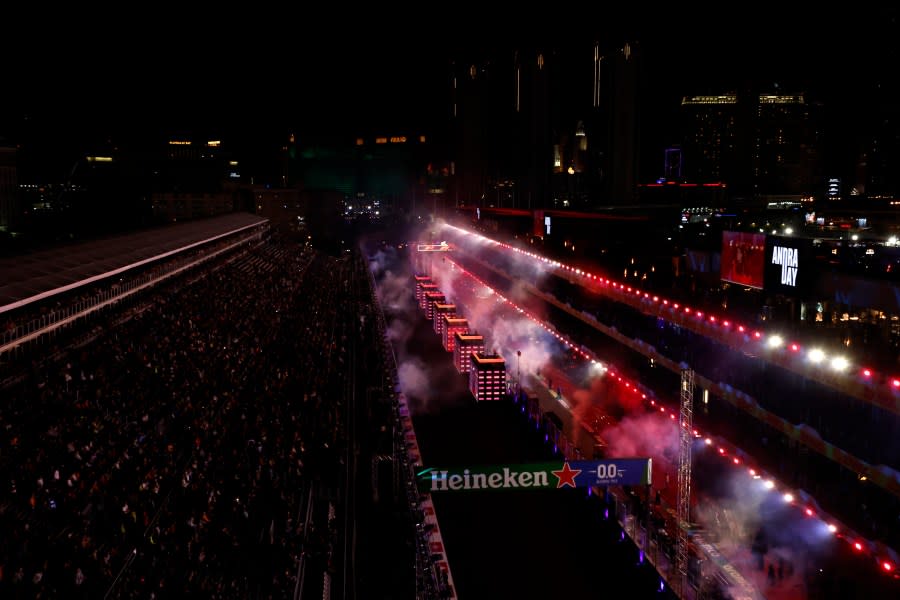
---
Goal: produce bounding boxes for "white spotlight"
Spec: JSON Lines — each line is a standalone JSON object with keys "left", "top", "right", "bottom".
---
{"left": 764, "top": 480, "right": 775, "bottom": 490}
{"left": 808, "top": 348, "right": 826, "bottom": 364}
{"left": 768, "top": 335, "right": 783, "bottom": 349}
{"left": 831, "top": 356, "right": 849, "bottom": 371}
{"left": 783, "top": 493, "right": 794, "bottom": 503}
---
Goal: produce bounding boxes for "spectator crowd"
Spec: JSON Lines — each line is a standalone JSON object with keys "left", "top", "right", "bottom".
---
{"left": 0, "top": 233, "right": 356, "bottom": 598}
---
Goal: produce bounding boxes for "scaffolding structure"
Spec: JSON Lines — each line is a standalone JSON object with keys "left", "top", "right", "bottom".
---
{"left": 676, "top": 368, "right": 694, "bottom": 597}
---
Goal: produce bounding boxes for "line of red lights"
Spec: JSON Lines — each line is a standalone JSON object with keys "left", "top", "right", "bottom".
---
{"left": 445, "top": 225, "right": 900, "bottom": 410}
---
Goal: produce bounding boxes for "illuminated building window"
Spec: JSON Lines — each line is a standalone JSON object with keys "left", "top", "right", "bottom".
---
{"left": 375, "top": 137, "right": 388, "bottom": 144}
{"left": 759, "top": 94, "right": 804, "bottom": 104}
{"left": 356, "top": 138, "right": 364, "bottom": 146}
{"left": 681, "top": 95, "right": 737, "bottom": 105}
{"left": 537, "top": 54, "right": 544, "bottom": 69}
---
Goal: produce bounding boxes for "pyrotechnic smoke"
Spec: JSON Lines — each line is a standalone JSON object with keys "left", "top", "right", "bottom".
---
{"left": 601, "top": 412, "right": 679, "bottom": 462}
{"left": 397, "top": 357, "right": 431, "bottom": 403}
{"left": 375, "top": 269, "right": 415, "bottom": 314}
{"left": 428, "top": 254, "right": 557, "bottom": 376}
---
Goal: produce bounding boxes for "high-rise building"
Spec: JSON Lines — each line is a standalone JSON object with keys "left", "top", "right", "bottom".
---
{"left": 450, "top": 39, "right": 641, "bottom": 209}
{"left": 451, "top": 60, "right": 492, "bottom": 206}
{"left": 679, "top": 92, "right": 821, "bottom": 198}
{"left": 856, "top": 95, "right": 900, "bottom": 200}
{"left": 609, "top": 42, "right": 641, "bottom": 204}
{"left": 680, "top": 94, "right": 739, "bottom": 184}
{"left": 755, "top": 94, "right": 822, "bottom": 197}
{"left": 0, "top": 142, "right": 18, "bottom": 232}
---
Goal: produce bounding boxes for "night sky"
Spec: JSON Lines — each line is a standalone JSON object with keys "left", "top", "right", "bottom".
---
{"left": 3, "top": 8, "right": 897, "bottom": 180}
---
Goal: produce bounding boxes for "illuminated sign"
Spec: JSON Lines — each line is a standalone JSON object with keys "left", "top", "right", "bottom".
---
{"left": 168, "top": 140, "right": 192, "bottom": 146}
{"left": 85, "top": 156, "right": 113, "bottom": 162}
{"left": 417, "top": 242, "right": 451, "bottom": 252}
{"left": 417, "top": 458, "right": 651, "bottom": 492}
{"left": 545, "top": 215, "right": 552, "bottom": 235}
{"left": 764, "top": 236, "right": 812, "bottom": 296}
{"left": 771, "top": 245, "right": 798, "bottom": 286}
{"left": 390, "top": 136, "right": 407, "bottom": 143}
{"left": 207, "top": 140, "right": 221, "bottom": 147}
{"left": 375, "top": 137, "right": 388, "bottom": 144}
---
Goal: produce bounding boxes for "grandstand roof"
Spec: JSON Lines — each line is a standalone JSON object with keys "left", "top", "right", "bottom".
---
{"left": 0, "top": 213, "right": 268, "bottom": 314}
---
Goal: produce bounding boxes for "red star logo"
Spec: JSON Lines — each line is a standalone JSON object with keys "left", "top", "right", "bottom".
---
{"left": 551, "top": 462, "right": 582, "bottom": 488}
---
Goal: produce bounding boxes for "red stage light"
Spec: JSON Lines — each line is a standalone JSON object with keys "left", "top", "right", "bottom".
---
{"left": 738, "top": 326, "right": 745, "bottom": 332}
{"left": 854, "top": 542, "right": 863, "bottom": 551}
{"left": 805, "top": 508, "right": 814, "bottom": 516}
{"left": 883, "top": 561, "right": 894, "bottom": 572}
{"left": 790, "top": 344, "right": 800, "bottom": 352}
{"left": 862, "top": 369, "right": 872, "bottom": 378}
{"left": 893, "top": 379, "right": 900, "bottom": 388}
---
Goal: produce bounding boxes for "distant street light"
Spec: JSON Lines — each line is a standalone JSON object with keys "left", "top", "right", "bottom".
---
{"left": 516, "top": 350, "right": 522, "bottom": 392}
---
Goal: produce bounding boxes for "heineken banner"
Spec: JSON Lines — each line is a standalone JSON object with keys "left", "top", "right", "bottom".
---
{"left": 417, "top": 459, "right": 652, "bottom": 493}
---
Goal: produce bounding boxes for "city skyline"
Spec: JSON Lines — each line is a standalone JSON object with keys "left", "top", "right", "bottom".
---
{"left": 3, "top": 9, "right": 897, "bottom": 185}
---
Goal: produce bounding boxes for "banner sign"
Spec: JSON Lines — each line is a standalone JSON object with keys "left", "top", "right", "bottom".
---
{"left": 764, "top": 235, "right": 814, "bottom": 297}
{"left": 417, "top": 458, "right": 651, "bottom": 492}
{"left": 721, "top": 231, "right": 766, "bottom": 289}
